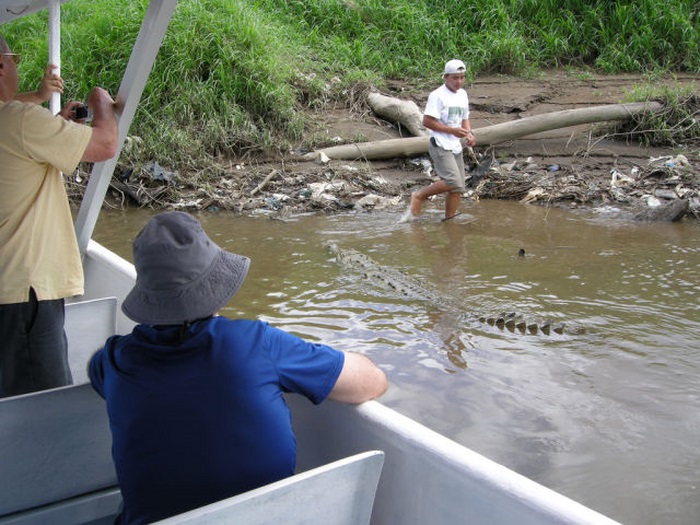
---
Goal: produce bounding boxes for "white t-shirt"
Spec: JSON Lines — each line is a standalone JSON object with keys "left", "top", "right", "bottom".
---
{"left": 423, "top": 84, "right": 470, "bottom": 154}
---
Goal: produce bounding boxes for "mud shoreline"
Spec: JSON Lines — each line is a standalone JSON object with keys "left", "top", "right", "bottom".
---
{"left": 69, "top": 72, "right": 700, "bottom": 222}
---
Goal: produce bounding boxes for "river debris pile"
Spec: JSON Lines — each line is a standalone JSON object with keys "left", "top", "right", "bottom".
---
{"left": 66, "top": 158, "right": 407, "bottom": 217}
{"left": 66, "top": 149, "right": 698, "bottom": 222}
{"left": 469, "top": 152, "right": 699, "bottom": 221}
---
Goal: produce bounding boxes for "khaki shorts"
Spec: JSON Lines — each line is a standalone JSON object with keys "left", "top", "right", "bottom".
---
{"left": 429, "top": 138, "right": 465, "bottom": 192}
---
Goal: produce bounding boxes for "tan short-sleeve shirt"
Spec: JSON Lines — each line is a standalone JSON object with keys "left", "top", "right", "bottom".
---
{"left": 0, "top": 101, "right": 92, "bottom": 304}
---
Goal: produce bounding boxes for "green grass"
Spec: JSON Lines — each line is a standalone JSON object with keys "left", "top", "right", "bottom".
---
{"left": 3, "top": 0, "right": 699, "bottom": 171}
{"left": 614, "top": 81, "right": 700, "bottom": 147}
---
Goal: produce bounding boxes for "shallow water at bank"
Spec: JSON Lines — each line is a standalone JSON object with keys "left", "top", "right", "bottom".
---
{"left": 94, "top": 200, "right": 700, "bottom": 525}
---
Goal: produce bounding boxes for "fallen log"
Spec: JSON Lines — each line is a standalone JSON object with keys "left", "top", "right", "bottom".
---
{"left": 366, "top": 92, "right": 428, "bottom": 137}
{"left": 301, "top": 101, "right": 663, "bottom": 161}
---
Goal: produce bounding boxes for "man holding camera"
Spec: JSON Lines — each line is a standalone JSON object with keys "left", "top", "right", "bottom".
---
{"left": 0, "top": 34, "right": 119, "bottom": 397}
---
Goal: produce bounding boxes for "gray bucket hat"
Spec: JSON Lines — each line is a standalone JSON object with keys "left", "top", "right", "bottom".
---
{"left": 121, "top": 211, "right": 250, "bottom": 325}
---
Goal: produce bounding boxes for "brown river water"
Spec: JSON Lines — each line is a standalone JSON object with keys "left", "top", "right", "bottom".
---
{"left": 93, "top": 199, "right": 700, "bottom": 525}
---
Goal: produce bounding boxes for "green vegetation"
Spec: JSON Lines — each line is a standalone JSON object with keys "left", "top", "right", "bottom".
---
{"left": 4, "top": 0, "right": 699, "bottom": 170}
{"left": 615, "top": 82, "right": 700, "bottom": 147}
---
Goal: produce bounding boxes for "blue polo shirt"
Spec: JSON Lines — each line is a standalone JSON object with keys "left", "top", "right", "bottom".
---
{"left": 88, "top": 316, "right": 344, "bottom": 525}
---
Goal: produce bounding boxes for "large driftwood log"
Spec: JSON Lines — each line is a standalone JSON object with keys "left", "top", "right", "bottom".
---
{"left": 366, "top": 92, "right": 428, "bottom": 137}
{"left": 302, "top": 101, "right": 662, "bottom": 161}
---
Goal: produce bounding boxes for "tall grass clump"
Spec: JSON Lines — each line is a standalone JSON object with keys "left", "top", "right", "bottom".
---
{"left": 612, "top": 82, "right": 700, "bottom": 147}
{"left": 135, "top": 1, "right": 305, "bottom": 165}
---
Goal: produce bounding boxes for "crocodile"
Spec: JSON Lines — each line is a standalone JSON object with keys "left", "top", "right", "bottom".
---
{"left": 327, "top": 242, "right": 569, "bottom": 336}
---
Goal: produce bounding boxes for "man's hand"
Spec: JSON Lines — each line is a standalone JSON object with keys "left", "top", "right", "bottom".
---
{"left": 36, "top": 64, "right": 63, "bottom": 102}
{"left": 463, "top": 130, "right": 476, "bottom": 147}
{"left": 13, "top": 64, "right": 63, "bottom": 105}
{"left": 59, "top": 100, "right": 86, "bottom": 122}
{"left": 81, "top": 86, "right": 119, "bottom": 162}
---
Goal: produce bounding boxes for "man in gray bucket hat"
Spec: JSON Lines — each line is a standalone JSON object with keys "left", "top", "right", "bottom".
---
{"left": 88, "top": 211, "right": 387, "bottom": 525}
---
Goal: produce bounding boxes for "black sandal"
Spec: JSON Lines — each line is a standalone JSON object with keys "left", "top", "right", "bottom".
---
{"left": 441, "top": 212, "right": 463, "bottom": 222}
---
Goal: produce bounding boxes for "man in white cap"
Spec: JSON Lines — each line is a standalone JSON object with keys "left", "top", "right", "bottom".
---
{"left": 88, "top": 211, "right": 387, "bottom": 525}
{"left": 408, "top": 58, "right": 476, "bottom": 221}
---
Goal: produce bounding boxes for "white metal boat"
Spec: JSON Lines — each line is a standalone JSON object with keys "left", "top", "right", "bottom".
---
{"left": 0, "top": 1, "right": 623, "bottom": 523}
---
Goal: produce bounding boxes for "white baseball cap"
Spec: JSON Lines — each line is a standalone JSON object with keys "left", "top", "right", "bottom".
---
{"left": 444, "top": 59, "right": 466, "bottom": 75}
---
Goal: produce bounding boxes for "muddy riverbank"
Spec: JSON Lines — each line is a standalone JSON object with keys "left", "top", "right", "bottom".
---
{"left": 69, "top": 71, "right": 700, "bottom": 221}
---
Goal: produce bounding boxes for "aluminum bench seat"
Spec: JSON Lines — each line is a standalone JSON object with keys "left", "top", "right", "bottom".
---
{"left": 0, "top": 384, "right": 120, "bottom": 525}
{"left": 154, "top": 451, "right": 385, "bottom": 525}
{"left": 65, "top": 296, "right": 117, "bottom": 385}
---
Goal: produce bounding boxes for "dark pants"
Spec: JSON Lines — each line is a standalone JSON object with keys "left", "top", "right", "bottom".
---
{"left": 0, "top": 288, "right": 73, "bottom": 398}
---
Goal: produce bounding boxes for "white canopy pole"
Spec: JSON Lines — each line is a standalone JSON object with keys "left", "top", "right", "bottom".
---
{"left": 47, "top": 0, "right": 60, "bottom": 114}
{"left": 74, "top": 0, "right": 178, "bottom": 256}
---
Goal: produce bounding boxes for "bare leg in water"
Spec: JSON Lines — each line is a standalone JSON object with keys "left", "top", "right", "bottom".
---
{"left": 410, "top": 180, "right": 461, "bottom": 220}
